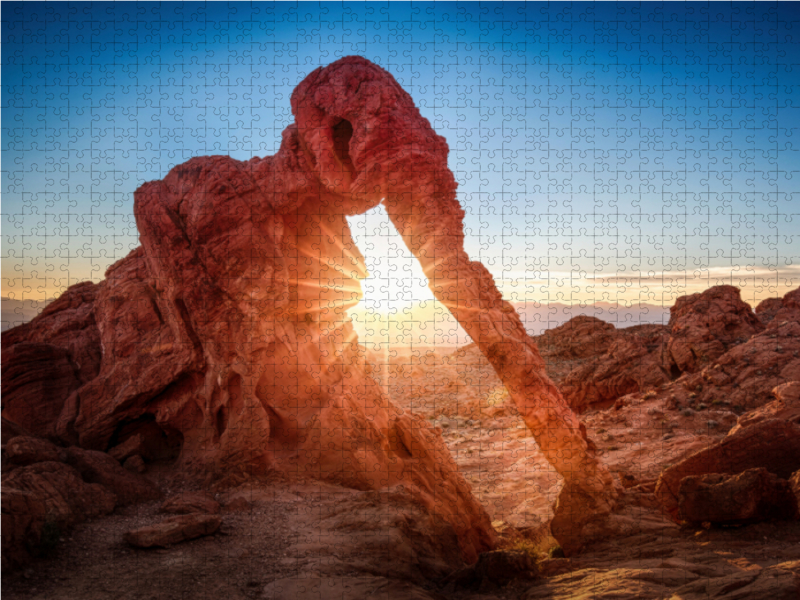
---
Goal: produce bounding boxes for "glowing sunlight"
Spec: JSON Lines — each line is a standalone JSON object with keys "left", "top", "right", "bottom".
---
{"left": 346, "top": 204, "right": 468, "bottom": 349}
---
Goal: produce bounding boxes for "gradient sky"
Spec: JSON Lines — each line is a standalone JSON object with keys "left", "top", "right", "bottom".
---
{"left": 3, "top": 2, "right": 799, "bottom": 331}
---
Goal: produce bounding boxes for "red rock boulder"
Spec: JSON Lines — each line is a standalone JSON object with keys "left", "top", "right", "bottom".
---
{"left": 691, "top": 321, "right": 800, "bottom": 410}
{"left": 765, "top": 288, "right": 800, "bottom": 329}
{"left": 655, "top": 419, "right": 800, "bottom": 517}
{"left": 559, "top": 324, "right": 670, "bottom": 412}
{"left": 728, "top": 381, "right": 800, "bottom": 434}
{"left": 4, "top": 436, "right": 63, "bottom": 467}
{"left": 678, "top": 468, "right": 798, "bottom": 525}
{"left": 663, "top": 285, "right": 763, "bottom": 376}
{"left": 537, "top": 316, "right": 616, "bottom": 360}
{"left": 62, "top": 447, "right": 161, "bottom": 506}
{"left": 2, "top": 461, "right": 116, "bottom": 528}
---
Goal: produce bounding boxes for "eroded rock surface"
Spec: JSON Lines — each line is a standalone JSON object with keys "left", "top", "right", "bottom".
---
{"left": 663, "top": 285, "right": 764, "bottom": 376}
{"left": 558, "top": 323, "right": 670, "bottom": 413}
{"left": 655, "top": 419, "right": 800, "bottom": 517}
{"left": 4, "top": 436, "right": 63, "bottom": 467}
{"left": 678, "top": 468, "right": 799, "bottom": 525}
{"left": 683, "top": 320, "right": 800, "bottom": 411}
{"left": 2, "top": 462, "right": 116, "bottom": 529}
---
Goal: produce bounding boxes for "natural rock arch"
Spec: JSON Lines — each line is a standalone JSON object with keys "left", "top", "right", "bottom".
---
{"left": 2, "top": 56, "right": 616, "bottom": 556}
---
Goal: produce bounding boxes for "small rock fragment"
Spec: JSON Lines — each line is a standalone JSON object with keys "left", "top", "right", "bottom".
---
{"left": 124, "top": 514, "right": 222, "bottom": 548}
{"left": 123, "top": 455, "right": 146, "bottom": 473}
{"left": 160, "top": 491, "right": 220, "bottom": 515}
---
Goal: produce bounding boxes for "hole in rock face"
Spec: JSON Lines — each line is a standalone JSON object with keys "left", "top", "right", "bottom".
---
{"left": 669, "top": 362, "right": 682, "bottom": 380}
{"left": 331, "top": 118, "right": 355, "bottom": 174}
{"left": 215, "top": 406, "right": 228, "bottom": 438}
{"left": 107, "top": 414, "right": 183, "bottom": 463}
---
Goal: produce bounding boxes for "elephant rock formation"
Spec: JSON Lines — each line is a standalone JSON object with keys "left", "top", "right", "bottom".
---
{"left": 2, "top": 56, "right": 616, "bottom": 558}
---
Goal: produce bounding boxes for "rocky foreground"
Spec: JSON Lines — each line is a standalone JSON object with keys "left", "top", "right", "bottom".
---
{"left": 3, "top": 284, "right": 800, "bottom": 599}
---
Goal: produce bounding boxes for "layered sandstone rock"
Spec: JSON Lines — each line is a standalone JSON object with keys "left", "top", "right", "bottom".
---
{"left": 4, "top": 436, "right": 63, "bottom": 467}
{"left": 728, "top": 381, "right": 800, "bottom": 434}
{"left": 62, "top": 447, "right": 161, "bottom": 506}
{"left": 765, "top": 288, "right": 800, "bottom": 328}
{"left": 1, "top": 282, "right": 102, "bottom": 439}
{"left": 2, "top": 462, "right": 117, "bottom": 528}
{"left": 1, "top": 436, "right": 158, "bottom": 570}
{"left": 663, "top": 285, "right": 764, "bottom": 376}
{"left": 558, "top": 323, "right": 670, "bottom": 413}
{"left": 537, "top": 316, "right": 616, "bottom": 360}
{"left": 756, "top": 297, "right": 784, "bottom": 326}
{"left": 683, "top": 320, "right": 800, "bottom": 410}
{"left": 2, "top": 57, "right": 511, "bottom": 562}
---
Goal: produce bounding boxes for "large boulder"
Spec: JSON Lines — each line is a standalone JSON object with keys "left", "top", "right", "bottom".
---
{"left": 62, "top": 447, "right": 161, "bottom": 506}
{"left": 689, "top": 321, "right": 800, "bottom": 411}
{"left": 559, "top": 324, "right": 670, "bottom": 412}
{"left": 4, "top": 436, "right": 63, "bottom": 467}
{"left": 678, "top": 468, "right": 799, "bottom": 525}
{"left": 764, "top": 288, "right": 800, "bottom": 329}
{"left": 655, "top": 419, "right": 800, "bottom": 517}
{"left": 728, "top": 382, "right": 800, "bottom": 434}
{"left": 2, "top": 461, "right": 116, "bottom": 528}
{"left": 537, "top": 316, "right": 616, "bottom": 360}
{"left": 663, "top": 285, "right": 763, "bottom": 376}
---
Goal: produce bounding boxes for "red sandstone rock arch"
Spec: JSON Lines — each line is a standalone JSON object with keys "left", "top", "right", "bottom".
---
{"left": 132, "top": 56, "right": 617, "bottom": 554}
{"left": 2, "top": 56, "right": 616, "bottom": 557}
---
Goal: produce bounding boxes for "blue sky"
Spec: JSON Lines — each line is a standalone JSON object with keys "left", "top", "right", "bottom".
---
{"left": 3, "top": 2, "right": 799, "bottom": 318}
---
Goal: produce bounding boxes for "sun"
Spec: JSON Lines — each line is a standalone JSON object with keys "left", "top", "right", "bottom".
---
{"left": 347, "top": 204, "right": 436, "bottom": 316}
{"left": 346, "top": 205, "right": 469, "bottom": 348}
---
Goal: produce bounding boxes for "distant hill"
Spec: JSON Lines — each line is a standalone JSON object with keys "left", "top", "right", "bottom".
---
{"left": 513, "top": 301, "right": 670, "bottom": 335}
{"left": 3, "top": 294, "right": 672, "bottom": 339}
{"left": 1, "top": 297, "right": 53, "bottom": 332}
{"left": 349, "top": 300, "right": 672, "bottom": 347}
